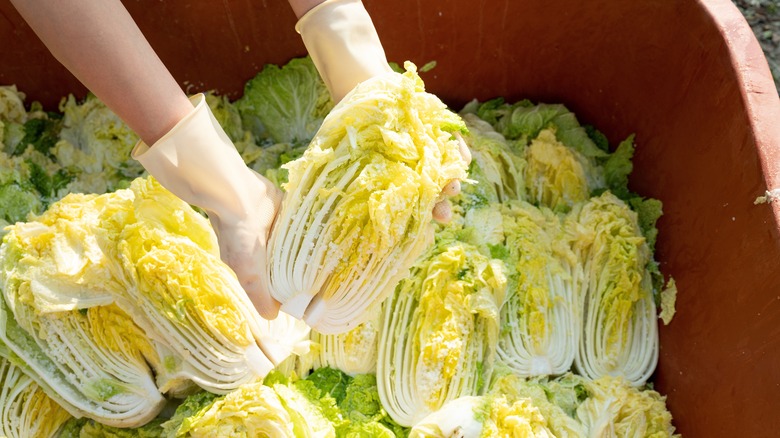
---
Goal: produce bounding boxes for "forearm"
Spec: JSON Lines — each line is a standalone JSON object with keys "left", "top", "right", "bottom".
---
{"left": 10, "top": 0, "right": 192, "bottom": 144}
{"left": 288, "top": 0, "right": 326, "bottom": 19}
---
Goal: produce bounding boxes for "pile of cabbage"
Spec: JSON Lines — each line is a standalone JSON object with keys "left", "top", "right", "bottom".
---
{"left": 0, "top": 176, "right": 312, "bottom": 427}
{"left": 0, "top": 56, "right": 679, "bottom": 436}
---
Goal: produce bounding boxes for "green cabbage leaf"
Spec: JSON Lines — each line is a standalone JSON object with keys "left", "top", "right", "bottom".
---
{"left": 236, "top": 56, "right": 334, "bottom": 146}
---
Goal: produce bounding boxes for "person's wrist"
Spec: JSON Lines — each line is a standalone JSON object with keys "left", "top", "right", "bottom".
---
{"left": 295, "top": 0, "right": 392, "bottom": 102}
{"left": 212, "top": 170, "right": 281, "bottom": 230}
{"left": 288, "top": 0, "right": 326, "bottom": 19}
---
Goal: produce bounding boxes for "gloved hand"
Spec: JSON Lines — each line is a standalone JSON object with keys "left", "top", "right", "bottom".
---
{"left": 132, "top": 94, "right": 283, "bottom": 319}
{"left": 295, "top": 0, "right": 471, "bottom": 222}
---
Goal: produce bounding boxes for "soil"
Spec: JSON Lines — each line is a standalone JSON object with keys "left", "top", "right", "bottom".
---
{"left": 734, "top": 0, "right": 780, "bottom": 94}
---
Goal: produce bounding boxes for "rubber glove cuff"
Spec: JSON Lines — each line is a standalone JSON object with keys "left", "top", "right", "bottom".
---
{"left": 296, "top": 0, "right": 393, "bottom": 102}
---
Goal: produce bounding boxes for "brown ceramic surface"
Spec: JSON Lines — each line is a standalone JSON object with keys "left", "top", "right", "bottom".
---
{"left": 1, "top": 0, "right": 779, "bottom": 435}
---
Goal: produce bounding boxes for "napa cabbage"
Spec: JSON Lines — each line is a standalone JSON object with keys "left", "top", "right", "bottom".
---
{"left": 0, "top": 188, "right": 166, "bottom": 427}
{"left": 162, "top": 381, "right": 333, "bottom": 438}
{"left": 0, "top": 85, "right": 28, "bottom": 125}
{"left": 488, "top": 370, "right": 587, "bottom": 437}
{"left": 114, "top": 178, "right": 285, "bottom": 393}
{"left": 0, "top": 177, "right": 302, "bottom": 426}
{"left": 460, "top": 113, "right": 525, "bottom": 204}
{"left": 0, "top": 357, "right": 72, "bottom": 438}
{"left": 205, "top": 92, "right": 246, "bottom": 143}
{"left": 267, "top": 62, "right": 468, "bottom": 334}
{"left": 575, "top": 376, "right": 678, "bottom": 438}
{"left": 496, "top": 200, "right": 580, "bottom": 377}
{"left": 160, "top": 368, "right": 408, "bottom": 438}
{"left": 524, "top": 129, "right": 604, "bottom": 212}
{"left": 409, "top": 394, "right": 555, "bottom": 438}
{"left": 461, "top": 99, "right": 607, "bottom": 161}
{"left": 311, "top": 305, "right": 382, "bottom": 375}
{"left": 236, "top": 56, "right": 334, "bottom": 145}
{"left": 377, "top": 239, "right": 506, "bottom": 426}
{"left": 0, "top": 85, "right": 34, "bottom": 156}
{"left": 567, "top": 192, "right": 659, "bottom": 386}
{"left": 305, "top": 368, "right": 406, "bottom": 437}
{"left": 54, "top": 93, "right": 144, "bottom": 190}
{"left": 0, "top": 153, "right": 44, "bottom": 226}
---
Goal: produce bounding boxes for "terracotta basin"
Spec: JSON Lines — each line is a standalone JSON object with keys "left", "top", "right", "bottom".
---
{"left": 1, "top": 0, "right": 779, "bottom": 435}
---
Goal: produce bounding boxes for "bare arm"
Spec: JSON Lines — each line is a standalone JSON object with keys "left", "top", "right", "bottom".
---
{"left": 288, "top": 0, "right": 326, "bottom": 19}
{"left": 9, "top": 0, "right": 192, "bottom": 145}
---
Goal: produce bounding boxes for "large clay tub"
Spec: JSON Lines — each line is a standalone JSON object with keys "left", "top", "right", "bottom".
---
{"left": 1, "top": 0, "right": 778, "bottom": 435}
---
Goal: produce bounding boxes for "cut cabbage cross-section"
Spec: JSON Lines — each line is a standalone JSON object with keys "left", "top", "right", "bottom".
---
{"left": 377, "top": 239, "right": 506, "bottom": 426}
{"left": 0, "top": 191, "right": 166, "bottom": 427}
{"left": 267, "top": 62, "right": 468, "bottom": 334}
{"left": 568, "top": 192, "right": 659, "bottom": 386}
{"left": 0, "top": 177, "right": 293, "bottom": 426}
{"left": 311, "top": 304, "right": 382, "bottom": 375}
{"left": 0, "top": 356, "right": 73, "bottom": 438}
{"left": 575, "top": 375, "right": 678, "bottom": 437}
{"left": 496, "top": 200, "right": 580, "bottom": 377}
{"left": 409, "top": 395, "right": 556, "bottom": 438}
{"left": 115, "top": 178, "right": 279, "bottom": 393}
{"left": 524, "top": 129, "right": 604, "bottom": 213}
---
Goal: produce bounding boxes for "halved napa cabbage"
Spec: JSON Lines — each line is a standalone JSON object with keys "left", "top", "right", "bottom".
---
{"left": 524, "top": 129, "right": 604, "bottom": 213}
{"left": 163, "top": 383, "right": 302, "bottom": 437}
{"left": 576, "top": 376, "right": 678, "bottom": 437}
{"left": 377, "top": 239, "right": 506, "bottom": 426}
{"left": 0, "top": 85, "right": 28, "bottom": 125}
{"left": 409, "top": 395, "right": 555, "bottom": 438}
{"left": 488, "top": 370, "right": 587, "bottom": 437}
{"left": 128, "top": 177, "right": 310, "bottom": 381}
{"left": 114, "top": 178, "right": 300, "bottom": 392}
{"left": 311, "top": 304, "right": 382, "bottom": 375}
{"left": 567, "top": 192, "right": 658, "bottom": 386}
{"left": 0, "top": 177, "right": 295, "bottom": 425}
{"left": 267, "top": 62, "right": 468, "bottom": 334}
{"left": 0, "top": 356, "right": 72, "bottom": 438}
{"left": 54, "top": 93, "right": 144, "bottom": 191}
{"left": 496, "top": 200, "right": 580, "bottom": 377}
{"left": 0, "top": 191, "right": 166, "bottom": 426}
{"left": 161, "top": 380, "right": 337, "bottom": 438}
{"left": 460, "top": 113, "right": 526, "bottom": 204}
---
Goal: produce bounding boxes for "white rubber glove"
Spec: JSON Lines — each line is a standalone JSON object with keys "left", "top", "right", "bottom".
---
{"left": 132, "top": 94, "right": 283, "bottom": 319}
{"left": 295, "top": 0, "right": 471, "bottom": 223}
{"left": 295, "top": 0, "right": 393, "bottom": 103}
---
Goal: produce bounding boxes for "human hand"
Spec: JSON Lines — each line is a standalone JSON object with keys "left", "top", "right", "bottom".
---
{"left": 208, "top": 171, "right": 283, "bottom": 320}
{"left": 432, "top": 132, "right": 473, "bottom": 223}
{"left": 133, "top": 94, "right": 283, "bottom": 319}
